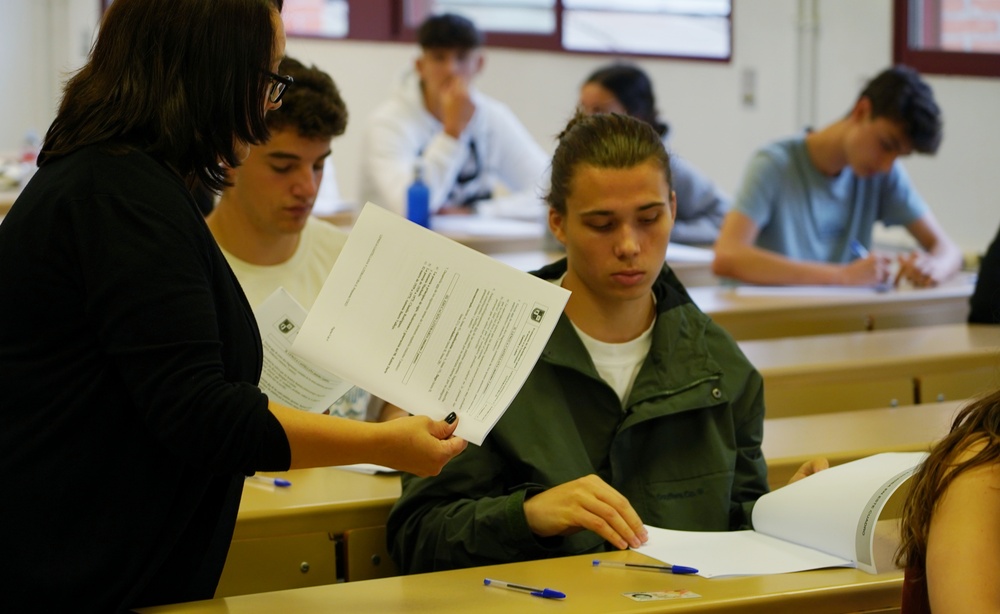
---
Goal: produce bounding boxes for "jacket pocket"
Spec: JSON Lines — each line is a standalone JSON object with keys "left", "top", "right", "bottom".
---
{"left": 636, "top": 470, "right": 735, "bottom": 532}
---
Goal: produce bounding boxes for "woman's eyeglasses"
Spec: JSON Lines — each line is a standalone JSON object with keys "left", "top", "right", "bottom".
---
{"left": 265, "top": 71, "right": 294, "bottom": 104}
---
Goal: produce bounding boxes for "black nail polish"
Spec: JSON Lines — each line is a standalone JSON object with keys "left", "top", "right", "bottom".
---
{"left": 444, "top": 411, "right": 457, "bottom": 424}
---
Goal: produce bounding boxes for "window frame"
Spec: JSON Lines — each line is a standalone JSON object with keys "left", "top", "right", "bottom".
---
{"left": 306, "top": 0, "right": 733, "bottom": 63}
{"left": 893, "top": 0, "right": 1000, "bottom": 78}
{"left": 99, "top": 0, "right": 733, "bottom": 62}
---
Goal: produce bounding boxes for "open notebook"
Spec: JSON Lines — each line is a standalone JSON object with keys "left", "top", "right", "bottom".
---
{"left": 636, "top": 452, "right": 927, "bottom": 577}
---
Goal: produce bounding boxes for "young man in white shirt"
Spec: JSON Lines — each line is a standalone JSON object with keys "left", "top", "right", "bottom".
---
{"left": 207, "top": 56, "right": 376, "bottom": 421}
{"left": 359, "top": 13, "right": 549, "bottom": 218}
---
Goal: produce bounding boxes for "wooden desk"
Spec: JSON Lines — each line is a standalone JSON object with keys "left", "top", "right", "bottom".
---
{"left": 691, "top": 274, "right": 975, "bottom": 341}
{"left": 216, "top": 468, "right": 401, "bottom": 597}
{"left": 219, "top": 400, "right": 960, "bottom": 591}
{"left": 137, "top": 551, "right": 904, "bottom": 614}
{"left": 430, "top": 214, "right": 546, "bottom": 253}
{"left": 763, "top": 401, "right": 961, "bottom": 488}
{"left": 741, "top": 323, "right": 1000, "bottom": 417}
{"left": 315, "top": 208, "right": 718, "bottom": 286}
{"left": 317, "top": 210, "right": 547, "bottom": 254}
{"left": 218, "top": 405, "right": 949, "bottom": 595}
{"left": 670, "top": 260, "right": 718, "bottom": 288}
{"left": 492, "top": 245, "right": 718, "bottom": 288}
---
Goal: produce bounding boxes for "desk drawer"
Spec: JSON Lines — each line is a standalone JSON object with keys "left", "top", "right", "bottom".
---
{"left": 918, "top": 366, "right": 1000, "bottom": 403}
{"left": 763, "top": 376, "right": 915, "bottom": 418}
{"left": 216, "top": 532, "right": 337, "bottom": 597}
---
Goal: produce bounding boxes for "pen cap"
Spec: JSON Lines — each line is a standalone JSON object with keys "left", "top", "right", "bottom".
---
{"left": 532, "top": 588, "right": 566, "bottom": 599}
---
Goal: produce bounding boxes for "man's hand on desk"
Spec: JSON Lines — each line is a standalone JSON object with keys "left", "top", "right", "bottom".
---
{"left": 842, "top": 253, "right": 893, "bottom": 287}
{"left": 787, "top": 457, "right": 830, "bottom": 485}
{"left": 523, "top": 474, "right": 648, "bottom": 551}
{"left": 894, "top": 250, "right": 951, "bottom": 288}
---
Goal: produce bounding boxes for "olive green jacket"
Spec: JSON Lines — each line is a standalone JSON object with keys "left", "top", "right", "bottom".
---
{"left": 387, "top": 260, "right": 769, "bottom": 573}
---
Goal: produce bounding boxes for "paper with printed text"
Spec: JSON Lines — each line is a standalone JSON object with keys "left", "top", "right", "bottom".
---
{"left": 254, "top": 288, "right": 353, "bottom": 413}
{"left": 292, "top": 203, "right": 570, "bottom": 444}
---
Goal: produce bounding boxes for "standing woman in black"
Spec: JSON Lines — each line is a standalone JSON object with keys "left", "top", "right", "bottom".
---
{"left": 0, "top": 1, "right": 465, "bottom": 611}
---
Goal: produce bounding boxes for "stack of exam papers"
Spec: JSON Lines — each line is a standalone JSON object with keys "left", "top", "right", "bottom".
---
{"left": 636, "top": 452, "right": 927, "bottom": 577}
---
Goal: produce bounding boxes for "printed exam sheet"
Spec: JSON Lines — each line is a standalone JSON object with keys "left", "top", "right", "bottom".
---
{"left": 292, "top": 203, "right": 570, "bottom": 444}
{"left": 254, "top": 288, "right": 354, "bottom": 413}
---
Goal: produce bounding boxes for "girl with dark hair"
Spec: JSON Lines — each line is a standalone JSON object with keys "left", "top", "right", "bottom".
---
{"left": 896, "top": 389, "right": 1000, "bottom": 612}
{"left": 579, "top": 63, "right": 730, "bottom": 245}
{"left": 0, "top": 0, "right": 464, "bottom": 610}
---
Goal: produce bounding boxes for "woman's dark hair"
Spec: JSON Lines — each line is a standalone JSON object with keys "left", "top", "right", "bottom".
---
{"left": 584, "top": 63, "right": 669, "bottom": 138}
{"left": 896, "top": 388, "right": 1000, "bottom": 573}
{"left": 40, "top": 0, "right": 284, "bottom": 192}
{"left": 545, "top": 112, "right": 671, "bottom": 215}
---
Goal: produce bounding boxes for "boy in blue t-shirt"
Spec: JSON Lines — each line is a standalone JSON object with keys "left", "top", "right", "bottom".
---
{"left": 713, "top": 65, "right": 961, "bottom": 288}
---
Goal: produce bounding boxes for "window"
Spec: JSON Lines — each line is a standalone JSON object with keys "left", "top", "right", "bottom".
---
{"left": 101, "top": 0, "right": 352, "bottom": 38}
{"left": 559, "top": 0, "right": 731, "bottom": 59}
{"left": 411, "top": 0, "right": 557, "bottom": 35}
{"left": 102, "top": 0, "right": 352, "bottom": 39}
{"left": 283, "top": 0, "right": 733, "bottom": 61}
{"left": 894, "top": 0, "right": 1000, "bottom": 78}
{"left": 102, "top": 0, "right": 732, "bottom": 61}
{"left": 284, "top": 0, "right": 349, "bottom": 38}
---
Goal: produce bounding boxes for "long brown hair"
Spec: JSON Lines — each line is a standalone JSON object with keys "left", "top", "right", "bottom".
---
{"left": 896, "top": 388, "right": 1000, "bottom": 570}
{"left": 40, "top": 0, "right": 284, "bottom": 192}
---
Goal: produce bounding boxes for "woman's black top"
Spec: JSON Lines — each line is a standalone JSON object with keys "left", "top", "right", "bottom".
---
{"left": 0, "top": 146, "right": 291, "bottom": 612}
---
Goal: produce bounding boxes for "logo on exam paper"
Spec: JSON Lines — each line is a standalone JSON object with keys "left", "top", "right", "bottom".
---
{"left": 277, "top": 318, "right": 295, "bottom": 335}
{"left": 530, "top": 306, "right": 545, "bottom": 323}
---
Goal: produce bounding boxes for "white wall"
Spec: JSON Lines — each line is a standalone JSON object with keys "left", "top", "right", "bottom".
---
{"left": 3, "top": 0, "right": 998, "bottom": 251}
{"left": 0, "top": 0, "right": 53, "bottom": 150}
{"left": 0, "top": 0, "right": 97, "bottom": 151}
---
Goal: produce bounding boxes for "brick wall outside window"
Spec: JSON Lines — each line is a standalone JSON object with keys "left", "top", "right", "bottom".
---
{"left": 941, "top": 0, "right": 1000, "bottom": 52}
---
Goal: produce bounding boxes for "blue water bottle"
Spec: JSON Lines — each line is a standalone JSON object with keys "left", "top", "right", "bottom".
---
{"left": 406, "top": 162, "right": 430, "bottom": 228}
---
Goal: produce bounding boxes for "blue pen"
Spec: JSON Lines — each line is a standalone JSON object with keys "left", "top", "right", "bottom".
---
{"left": 246, "top": 475, "right": 292, "bottom": 487}
{"left": 484, "top": 578, "right": 566, "bottom": 599}
{"left": 848, "top": 239, "right": 893, "bottom": 291}
{"left": 593, "top": 559, "right": 698, "bottom": 575}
